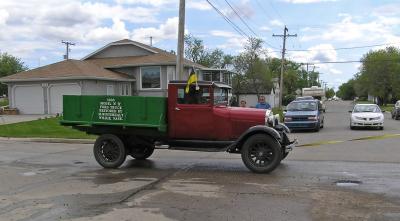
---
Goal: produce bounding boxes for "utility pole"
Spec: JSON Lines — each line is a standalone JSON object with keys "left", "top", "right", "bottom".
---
{"left": 273, "top": 26, "right": 296, "bottom": 108}
{"left": 176, "top": 0, "right": 186, "bottom": 80}
{"left": 149, "top": 36, "right": 153, "bottom": 46}
{"left": 61, "top": 40, "right": 75, "bottom": 60}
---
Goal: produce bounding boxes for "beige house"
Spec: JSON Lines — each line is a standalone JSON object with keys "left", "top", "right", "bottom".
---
{"left": 0, "top": 39, "right": 233, "bottom": 114}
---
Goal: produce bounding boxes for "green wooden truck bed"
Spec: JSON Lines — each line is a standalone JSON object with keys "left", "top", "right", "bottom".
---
{"left": 60, "top": 95, "right": 167, "bottom": 133}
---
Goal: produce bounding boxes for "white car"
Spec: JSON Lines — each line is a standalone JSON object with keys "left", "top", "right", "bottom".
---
{"left": 349, "top": 104, "right": 384, "bottom": 130}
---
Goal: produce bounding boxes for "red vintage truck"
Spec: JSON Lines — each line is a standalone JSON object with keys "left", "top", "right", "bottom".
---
{"left": 61, "top": 81, "right": 296, "bottom": 173}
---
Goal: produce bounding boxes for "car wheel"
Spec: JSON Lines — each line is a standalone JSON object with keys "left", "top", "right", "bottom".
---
{"left": 314, "top": 123, "right": 320, "bottom": 132}
{"left": 94, "top": 134, "right": 126, "bottom": 169}
{"left": 379, "top": 126, "right": 384, "bottom": 130}
{"left": 129, "top": 145, "right": 155, "bottom": 160}
{"left": 241, "top": 134, "right": 282, "bottom": 173}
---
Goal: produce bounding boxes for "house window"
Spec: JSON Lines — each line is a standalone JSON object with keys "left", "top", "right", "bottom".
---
{"left": 141, "top": 66, "right": 161, "bottom": 89}
{"left": 120, "top": 83, "right": 130, "bottom": 96}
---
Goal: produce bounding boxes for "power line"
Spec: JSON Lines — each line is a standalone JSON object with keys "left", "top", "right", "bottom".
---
{"left": 293, "top": 58, "right": 400, "bottom": 65}
{"left": 223, "top": 0, "right": 258, "bottom": 37}
{"left": 286, "top": 42, "right": 400, "bottom": 52}
{"left": 206, "top": 0, "right": 250, "bottom": 39}
{"left": 253, "top": 0, "right": 274, "bottom": 21}
{"left": 266, "top": 0, "right": 286, "bottom": 24}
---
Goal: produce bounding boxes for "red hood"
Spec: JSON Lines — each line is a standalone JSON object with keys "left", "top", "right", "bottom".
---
{"left": 228, "top": 107, "right": 266, "bottom": 122}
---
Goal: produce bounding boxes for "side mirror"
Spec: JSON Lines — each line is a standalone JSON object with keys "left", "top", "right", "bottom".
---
{"left": 348, "top": 110, "right": 352, "bottom": 113}
{"left": 382, "top": 110, "right": 386, "bottom": 113}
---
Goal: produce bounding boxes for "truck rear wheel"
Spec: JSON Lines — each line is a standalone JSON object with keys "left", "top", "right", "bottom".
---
{"left": 241, "top": 134, "right": 282, "bottom": 173}
{"left": 129, "top": 145, "right": 155, "bottom": 160}
{"left": 94, "top": 134, "right": 126, "bottom": 169}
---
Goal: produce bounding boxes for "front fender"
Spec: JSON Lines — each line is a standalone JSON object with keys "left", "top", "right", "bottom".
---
{"left": 226, "top": 125, "right": 281, "bottom": 153}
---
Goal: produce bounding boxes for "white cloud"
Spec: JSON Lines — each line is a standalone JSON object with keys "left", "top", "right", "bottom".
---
{"left": 115, "top": 0, "right": 175, "bottom": 6}
{"left": 187, "top": 0, "right": 212, "bottom": 10}
{"left": 301, "top": 14, "right": 400, "bottom": 44}
{"left": 131, "top": 17, "right": 179, "bottom": 43}
{"left": 210, "top": 30, "right": 240, "bottom": 38}
{"left": 282, "top": 0, "right": 338, "bottom": 3}
{"left": 0, "top": 9, "right": 9, "bottom": 25}
{"left": 270, "top": 19, "right": 283, "bottom": 27}
{"left": 260, "top": 26, "right": 271, "bottom": 31}
{"left": 85, "top": 18, "right": 130, "bottom": 42}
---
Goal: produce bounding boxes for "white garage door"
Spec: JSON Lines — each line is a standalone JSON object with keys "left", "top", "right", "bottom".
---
{"left": 14, "top": 85, "right": 44, "bottom": 114}
{"left": 49, "top": 84, "right": 81, "bottom": 114}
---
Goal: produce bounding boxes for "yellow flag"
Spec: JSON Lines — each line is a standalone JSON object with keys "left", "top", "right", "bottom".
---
{"left": 185, "top": 68, "right": 198, "bottom": 93}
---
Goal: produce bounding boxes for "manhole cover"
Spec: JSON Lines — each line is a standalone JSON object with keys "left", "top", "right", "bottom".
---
{"left": 335, "top": 180, "right": 362, "bottom": 187}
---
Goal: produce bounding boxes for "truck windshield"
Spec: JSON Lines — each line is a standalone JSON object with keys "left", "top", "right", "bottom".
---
{"left": 287, "top": 101, "right": 317, "bottom": 111}
{"left": 214, "top": 87, "right": 228, "bottom": 106}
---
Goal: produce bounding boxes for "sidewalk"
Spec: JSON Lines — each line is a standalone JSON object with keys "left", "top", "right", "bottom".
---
{"left": 0, "top": 137, "right": 95, "bottom": 144}
{"left": 0, "top": 115, "right": 54, "bottom": 125}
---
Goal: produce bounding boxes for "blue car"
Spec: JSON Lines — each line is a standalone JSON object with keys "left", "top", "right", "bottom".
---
{"left": 284, "top": 100, "right": 325, "bottom": 132}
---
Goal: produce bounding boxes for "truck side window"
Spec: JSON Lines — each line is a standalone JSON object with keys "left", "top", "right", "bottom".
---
{"left": 177, "top": 85, "right": 210, "bottom": 105}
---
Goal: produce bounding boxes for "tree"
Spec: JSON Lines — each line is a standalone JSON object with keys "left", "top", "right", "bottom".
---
{"left": 184, "top": 34, "right": 231, "bottom": 68}
{"left": 325, "top": 88, "right": 335, "bottom": 99}
{"left": 0, "top": 53, "right": 28, "bottom": 96}
{"left": 358, "top": 47, "right": 400, "bottom": 105}
{"left": 337, "top": 79, "right": 356, "bottom": 100}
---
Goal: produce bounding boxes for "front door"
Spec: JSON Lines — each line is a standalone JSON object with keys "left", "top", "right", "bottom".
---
{"left": 172, "top": 85, "right": 214, "bottom": 139}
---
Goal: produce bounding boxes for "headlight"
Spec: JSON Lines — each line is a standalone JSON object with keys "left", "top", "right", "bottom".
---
{"left": 354, "top": 116, "right": 364, "bottom": 120}
{"left": 308, "top": 116, "right": 318, "bottom": 120}
{"left": 284, "top": 117, "right": 292, "bottom": 122}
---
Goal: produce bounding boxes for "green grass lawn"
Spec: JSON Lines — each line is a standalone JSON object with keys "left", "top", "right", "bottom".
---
{"left": 0, "top": 98, "right": 8, "bottom": 107}
{"left": 0, "top": 117, "right": 96, "bottom": 139}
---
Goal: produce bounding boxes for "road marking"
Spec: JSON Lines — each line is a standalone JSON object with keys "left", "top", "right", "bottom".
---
{"left": 298, "top": 133, "right": 400, "bottom": 148}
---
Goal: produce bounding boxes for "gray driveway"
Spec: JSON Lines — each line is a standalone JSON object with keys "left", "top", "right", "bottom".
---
{"left": 0, "top": 115, "right": 54, "bottom": 125}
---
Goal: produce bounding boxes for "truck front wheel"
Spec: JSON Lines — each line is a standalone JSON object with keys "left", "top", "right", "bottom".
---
{"left": 94, "top": 134, "right": 126, "bottom": 169}
{"left": 241, "top": 134, "right": 282, "bottom": 173}
{"left": 129, "top": 145, "right": 155, "bottom": 160}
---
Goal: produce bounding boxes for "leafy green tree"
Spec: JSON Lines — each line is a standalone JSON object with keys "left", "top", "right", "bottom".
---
{"left": 325, "top": 88, "right": 335, "bottom": 99}
{"left": 337, "top": 79, "right": 356, "bottom": 100}
{"left": 359, "top": 47, "right": 400, "bottom": 105}
{"left": 184, "top": 34, "right": 231, "bottom": 68}
{"left": 0, "top": 53, "right": 28, "bottom": 96}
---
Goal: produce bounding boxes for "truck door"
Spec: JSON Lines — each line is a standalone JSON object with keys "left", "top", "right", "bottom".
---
{"left": 171, "top": 85, "right": 214, "bottom": 139}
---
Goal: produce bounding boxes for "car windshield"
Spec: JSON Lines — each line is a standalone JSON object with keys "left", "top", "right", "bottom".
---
{"left": 287, "top": 101, "right": 317, "bottom": 111}
{"left": 353, "top": 105, "right": 380, "bottom": 113}
{"left": 213, "top": 87, "right": 228, "bottom": 106}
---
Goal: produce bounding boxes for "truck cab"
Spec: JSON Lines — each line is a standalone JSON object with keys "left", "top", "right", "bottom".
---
{"left": 168, "top": 81, "right": 266, "bottom": 141}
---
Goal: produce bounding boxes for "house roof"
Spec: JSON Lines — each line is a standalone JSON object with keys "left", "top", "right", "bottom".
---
{"left": 87, "top": 53, "right": 206, "bottom": 69}
{"left": 0, "top": 39, "right": 209, "bottom": 83}
{"left": 0, "top": 59, "right": 133, "bottom": 83}
{"left": 84, "top": 39, "right": 206, "bottom": 69}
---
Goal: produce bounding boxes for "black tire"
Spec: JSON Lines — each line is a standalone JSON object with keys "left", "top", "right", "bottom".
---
{"left": 350, "top": 126, "right": 355, "bottom": 130}
{"left": 129, "top": 145, "right": 155, "bottom": 160}
{"left": 94, "top": 134, "right": 126, "bottom": 169}
{"left": 314, "top": 123, "right": 320, "bottom": 132}
{"left": 379, "top": 126, "right": 384, "bottom": 130}
{"left": 281, "top": 152, "right": 289, "bottom": 161}
{"left": 241, "top": 134, "right": 282, "bottom": 173}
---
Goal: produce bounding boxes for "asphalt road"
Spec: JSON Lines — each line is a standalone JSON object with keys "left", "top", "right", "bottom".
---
{"left": 1, "top": 101, "right": 400, "bottom": 221}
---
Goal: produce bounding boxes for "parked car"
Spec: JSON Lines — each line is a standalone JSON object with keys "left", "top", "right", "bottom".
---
{"left": 283, "top": 100, "right": 324, "bottom": 132}
{"left": 295, "top": 96, "right": 326, "bottom": 112}
{"left": 391, "top": 100, "right": 400, "bottom": 120}
{"left": 349, "top": 104, "right": 384, "bottom": 130}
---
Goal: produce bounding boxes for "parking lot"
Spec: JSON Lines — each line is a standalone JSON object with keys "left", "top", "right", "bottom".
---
{"left": 1, "top": 101, "right": 400, "bottom": 221}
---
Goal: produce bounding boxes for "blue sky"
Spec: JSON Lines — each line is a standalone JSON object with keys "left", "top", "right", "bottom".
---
{"left": 1, "top": 0, "right": 399, "bottom": 89}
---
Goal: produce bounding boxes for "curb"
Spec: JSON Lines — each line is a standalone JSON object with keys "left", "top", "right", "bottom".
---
{"left": 0, "top": 137, "right": 95, "bottom": 144}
